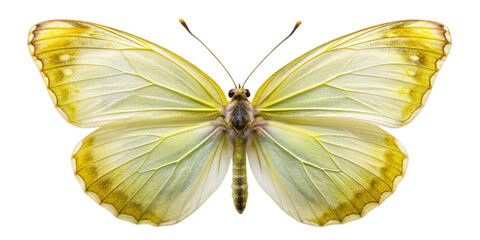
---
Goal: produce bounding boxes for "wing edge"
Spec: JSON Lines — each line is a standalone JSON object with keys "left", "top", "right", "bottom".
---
{"left": 29, "top": 23, "right": 73, "bottom": 125}
{"left": 401, "top": 22, "right": 451, "bottom": 126}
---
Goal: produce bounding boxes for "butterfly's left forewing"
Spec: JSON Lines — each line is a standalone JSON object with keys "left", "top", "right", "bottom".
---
{"left": 73, "top": 120, "right": 231, "bottom": 225}
{"left": 253, "top": 20, "right": 450, "bottom": 127}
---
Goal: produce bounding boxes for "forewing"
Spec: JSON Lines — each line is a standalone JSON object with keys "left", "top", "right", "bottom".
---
{"left": 247, "top": 120, "right": 407, "bottom": 226}
{"left": 253, "top": 20, "right": 451, "bottom": 127}
{"left": 72, "top": 121, "right": 232, "bottom": 225}
{"left": 29, "top": 20, "right": 227, "bottom": 127}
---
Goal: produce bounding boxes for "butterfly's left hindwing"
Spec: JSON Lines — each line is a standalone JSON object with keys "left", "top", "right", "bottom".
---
{"left": 247, "top": 119, "right": 407, "bottom": 226}
{"left": 29, "top": 20, "right": 227, "bottom": 127}
{"left": 73, "top": 121, "right": 231, "bottom": 225}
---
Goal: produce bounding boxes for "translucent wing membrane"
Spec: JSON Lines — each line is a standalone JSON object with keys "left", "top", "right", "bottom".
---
{"left": 72, "top": 121, "right": 231, "bottom": 225}
{"left": 253, "top": 20, "right": 451, "bottom": 127}
{"left": 247, "top": 120, "right": 407, "bottom": 226}
{"left": 28, "top": 20, "right": 227, "bottom": 127}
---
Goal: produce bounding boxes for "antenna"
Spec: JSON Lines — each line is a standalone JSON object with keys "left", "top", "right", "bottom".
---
{"left": 179, "top": 19, "right": 237, "bottom": 87}
{"left": 242, "top": 21, "right": 302, "bottom": 88}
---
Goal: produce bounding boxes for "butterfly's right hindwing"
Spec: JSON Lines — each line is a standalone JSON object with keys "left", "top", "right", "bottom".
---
{"left": 72, "top": 120, "right": 232, "bottom": 225}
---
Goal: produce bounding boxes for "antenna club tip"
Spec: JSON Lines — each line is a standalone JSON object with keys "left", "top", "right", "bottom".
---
{"left": 296, "top": 21, "right": 302, "bottom": 26}
{"left": 179, "top": 19, "right": 191, "bottom": 32}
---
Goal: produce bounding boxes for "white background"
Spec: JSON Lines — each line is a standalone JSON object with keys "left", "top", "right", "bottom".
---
{"left": 1, "top": 0, "right": 478, "bottom": 239}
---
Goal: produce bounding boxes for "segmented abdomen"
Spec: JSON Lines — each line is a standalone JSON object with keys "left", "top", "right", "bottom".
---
{"left": 232, "top": 137, "right": 248, "bottom": 213}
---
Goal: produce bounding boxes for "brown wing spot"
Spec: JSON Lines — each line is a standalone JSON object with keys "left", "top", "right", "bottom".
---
{"left": 353, "top": 189, "right": 376, "bottom": 207}
{"left": 78, "top": 165, "right": 99, "bottom": 186}
{"left": 105, "top": 191, "right": 130, "bottom": 209}
{"left": 74, "top": 141, "right": 99, "bottom": 184}
{"left": 383, "top": 135, "right": 396, "bottom": 147}
{"left": 402, "top": 103, "right": 419, "bottom": 121}
{"left": 80, "top": 136, "right": 95, "bottom": 150}
{"left": 379, "top": 165, "right": 399, "bottom": 190}
{"left": 122, "top": 201, "right": 144, "bottom": 220}
{"left": 92, "top": 178, "right": 113, "bottom": 194}
{"left": 45, "top": 68, "right": 65, "bottom": 82}
{"left": 397, "top": 82, "right": 429, "bottom": 121}
{"left": 383, "top": 136, "right": 406, "bottom": 170}
{"left": 50, "top": 82, "right": 79, "bottom": 120}
{"left": 368, "top": 177, "right": 388, "bottom": 200}
{"left": 332, "top": 202, "right": 358, "bottom": 220}
{"left": 74, "top": 150, "right": 95, "bottom": 170}
{"left": 317, "top": 209, "right": 339, "bottom": 225}
{"left": 140, "top": 209, "right": 157, "bottom": 223}
{"left": 408, "top": 85, "right": 425, "bottom": 101}
{"left": 384, "top": 149, "right": 405, "bottom": 169}
{"left": 418, "top": 67, "right": 436, "bottom": 85}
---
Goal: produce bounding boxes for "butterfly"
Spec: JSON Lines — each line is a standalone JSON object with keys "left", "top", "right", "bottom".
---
{"left": 28, "top": 19, "right": 450, "bottom": 226}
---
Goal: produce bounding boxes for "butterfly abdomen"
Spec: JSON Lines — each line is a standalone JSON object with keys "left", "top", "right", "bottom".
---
{"left": 224, "top": 90, "right": 255, "bottom": 214}
{"left": 232, "top": 137, "right": 248, "bottom": 213}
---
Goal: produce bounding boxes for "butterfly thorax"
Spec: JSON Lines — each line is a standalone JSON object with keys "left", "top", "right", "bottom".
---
{"left": 224, "top": 92, "right": 255, "bottom": 140}
{"left": 223, "top": 89, "right": 255, "bottom": 213}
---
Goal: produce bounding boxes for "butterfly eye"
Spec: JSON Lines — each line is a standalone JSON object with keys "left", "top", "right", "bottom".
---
{"left": 228, "top": 89, "right": 235, "bottom": 98}
{"left": 245, "top": 89, "right": 250, "bottom": 97}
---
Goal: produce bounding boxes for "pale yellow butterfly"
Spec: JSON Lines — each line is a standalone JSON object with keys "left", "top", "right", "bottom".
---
{"left": 28, "top": 19, "right": 450, "bottom": 226}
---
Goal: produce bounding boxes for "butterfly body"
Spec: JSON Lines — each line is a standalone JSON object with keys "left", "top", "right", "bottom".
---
{"left": 223, "top": 88, "right": 255, "bottom": 213}
{"left": 29, "top": 19, "right": 450, "bottom": 226}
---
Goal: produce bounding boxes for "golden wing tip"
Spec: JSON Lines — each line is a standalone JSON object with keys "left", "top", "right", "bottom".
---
{"left": 400, "top": 22, "right": 451, "bottom": 126}
{"left": 29, "top": 24, "right": 74, "bottom": 124}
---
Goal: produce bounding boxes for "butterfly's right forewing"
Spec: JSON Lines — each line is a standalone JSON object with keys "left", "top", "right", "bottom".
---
{"left": 29, "top": 20, "right": 227, "bottom": 128}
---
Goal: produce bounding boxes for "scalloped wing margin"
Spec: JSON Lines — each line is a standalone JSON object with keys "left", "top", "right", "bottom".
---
{"left": 246, "top": 119, "right": 407, "bottom": 226}
{"left": 253, "top": 20, "right": 451, "bottom": 127}
{"left": 72, "top": 121, "right": 231, "bottom": 225}
{"left": 28, "top": 20, "right": 227, "bottom": 127}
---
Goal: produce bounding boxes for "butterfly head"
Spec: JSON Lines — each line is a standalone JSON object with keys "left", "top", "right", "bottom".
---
{"left": 228, "top": 88, "right": 250, "bottom": 100}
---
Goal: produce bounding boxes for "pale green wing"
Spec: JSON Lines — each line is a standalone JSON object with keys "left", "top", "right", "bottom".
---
{"left": 247, "top": 119, "right": 407, "bottom": 226}
{"left": 253, "top": 20, "right": 451, "bottom": 127}
{"left": 72, "top": 121, "right": 231, "bottom": 225}
{"left": 29, "top": 20, "right": 227, "bottom": 127}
